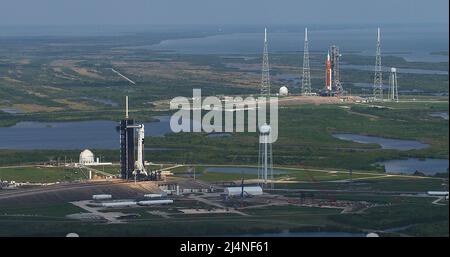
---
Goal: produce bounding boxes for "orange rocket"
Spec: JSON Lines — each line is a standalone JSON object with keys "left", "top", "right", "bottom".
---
{"left": 325, "top": 51, "right": 332, "bottom": 91}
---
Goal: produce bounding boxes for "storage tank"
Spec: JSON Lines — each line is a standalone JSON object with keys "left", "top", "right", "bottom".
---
{"left": 92, "top": 194, "right": 112, "bottom": 200}
{"left": 427, "top": 191, "right": 449, "bottom": 196}
{"left": 101, "top": 201, "right": 137, "bottom": 207}
{"left": 137, "top": 200, "right": 173, "bottom": 206}
{"left": 144, "top": 194, "right": 163, "bottom": 198}
{"left": 224, "top": 186, "right": 263, "bottom": 197}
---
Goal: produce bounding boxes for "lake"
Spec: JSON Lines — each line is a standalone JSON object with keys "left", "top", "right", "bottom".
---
{"left": 379, "top": 158, "right": 449, "bottom": 175}
{"left": 0, "top": 116, "right": 175, "bottom": 150}
{"left": 341, "top": 64, "right": 448, "bottom": 75}
{"left": 149, "top": 24, "right": 448, "bottom": 63}
{"left": 332, "top": 133, "right": 430, "bottom": 151}
{"left": 429, "top": 112, "right": 449, "bottom": 120}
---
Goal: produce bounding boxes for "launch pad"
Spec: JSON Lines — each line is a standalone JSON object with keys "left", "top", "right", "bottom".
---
{"left": 119, "top": 96, "right": 161, "bottom": 181}
{"left": 321, "top": 45, "right": 344, "bottom": 97}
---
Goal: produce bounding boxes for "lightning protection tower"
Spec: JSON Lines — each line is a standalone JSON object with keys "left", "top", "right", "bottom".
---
{"left": 373, "top": 27, "right": 383, "bottom": 101}
{"left": 301, "top": 27, "right": 312, "bottom": 95}
{"left": 260, "top": 28, "right": 271, "bottom": 97}
{"left": 389, "top": 67, "right": 399, "bottom": 102}
{"left": 258, "top": 123, "right": 273, "bottom": 189}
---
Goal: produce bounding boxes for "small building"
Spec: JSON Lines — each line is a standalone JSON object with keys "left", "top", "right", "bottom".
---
{"left": 78, "top": 149, "right": 112, "bottom": 166}
{"left": 224, "top": 186, "right": 263, "bottom": 197}
{"left": 79, "top": 149, "right": 95, "bottom": 165}
{"left": 279, "top": 86, "right": 289, "bottom": 96}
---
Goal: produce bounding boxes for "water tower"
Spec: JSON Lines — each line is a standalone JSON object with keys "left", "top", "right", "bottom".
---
{"left": 389, "top": 67, "right": 399, "bottom": 102}
{"left": 258, "top": 123, "right": 273, "bottom": 188}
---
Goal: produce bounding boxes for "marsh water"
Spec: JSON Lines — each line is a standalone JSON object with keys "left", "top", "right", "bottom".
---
{"left": 149, "top": 24, "right": 448, "bottom": 63}
{"left": 429, "top": 112, "right": 449, "bottom": 120}
{"left": 0, "top": 116, "right": 176, "bottom": 150}
{"left": 332, "top": 133, "right": 430, "bottom": 151}
{"left": 380, "top": 158, "right": 449, "bottom": 175}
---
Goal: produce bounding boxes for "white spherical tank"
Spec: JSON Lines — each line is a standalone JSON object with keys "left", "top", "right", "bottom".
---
{"left": 279, "top": 86, "right": 289, "bottom": 96}
{"left": 391, "top": 67, "right": 397, "bottom": 73}
{"left": 79, "top": 149, "right": 94, "bottom": 165}
{"left": 259, "top": 123, "right": 271, "bottom": 134}
{"left": 366, "top": 232, "right": 379, "bottom": 237}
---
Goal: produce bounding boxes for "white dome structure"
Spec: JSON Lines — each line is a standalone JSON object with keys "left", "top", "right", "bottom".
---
{"left": 279, "top": 86, "right": 288, "bottom": 96}
{"left": 79, "top": 149, "right": 95, "bottom": 165}
{"left": 259, "top": 123, "right": 271, "bottom": 134}
{"left": 366, "top": 232, "right": 380, "bottom": 237}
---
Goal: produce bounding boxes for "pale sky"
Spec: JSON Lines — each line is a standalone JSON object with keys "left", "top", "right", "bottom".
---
{"left": 0, "top": 0, "right": 448, "bottom": 25}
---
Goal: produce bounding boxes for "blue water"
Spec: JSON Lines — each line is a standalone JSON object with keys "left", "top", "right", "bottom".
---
{"left": 429, "top": 112, "right": 449, "bottom": 120}
{"left": 380, "top": 158, "right": 449, "bottom": 175}
{"left": 341, "top": 65, "right": 448, "bottom": 75}
{"left": 332, "top": 133, "right": 430, "bottom": 151}
{"left": 149, "top": 24, "right": 448, "bottom": 62}
{"left": 0, "top": 116, "right": 175, "bottom": 150}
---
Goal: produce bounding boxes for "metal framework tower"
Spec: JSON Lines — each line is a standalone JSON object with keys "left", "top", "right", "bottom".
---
{"left": 301, "top": 27, "right": 312, "bottom": 95}
{"left": 330, "top": 45, "right": 343, "bottom": 95}
{"left": 389, "top": 67, "right": 399, "bottom": 102}
{"left": 373, "top": 27, "right": 383, "bottom": 101}
{"left": 260, "top": 28, "right": 271, "bottom": 97}
{"left": 120, "top": 96, "right": 135, "bottom": 180}
{"left": 258, "top": 123, "right": 273, "bottom": 189}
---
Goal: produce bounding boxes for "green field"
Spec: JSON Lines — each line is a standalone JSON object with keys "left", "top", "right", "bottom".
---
{"left": 0, "top": 194, "right": 446, "bottom": 236}
{"left": 0, "top": 166, "right": 86, "bottom": 183}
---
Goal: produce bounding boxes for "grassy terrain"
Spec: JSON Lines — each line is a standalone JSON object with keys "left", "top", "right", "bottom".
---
{"left": 1, "top": 101, "right": 448, "bottom": 173}
{"left": 0, "top": 193, "right": 446, "bottom": 236}
{"left": 329, "top": 197, "right": 449, "bottom": 234}
{"left": 0, "top": 166, "right": 86, "bottom": 183}
{"left": 0, "top": 203, "right": 85, "bottom": 217}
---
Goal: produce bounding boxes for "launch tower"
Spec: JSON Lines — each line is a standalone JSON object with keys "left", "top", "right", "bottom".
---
{"left": 260, "top": 28, "right": 271, "bottom": 97}
{"left": 301, "top": 27, "right": 312, "bottom": 95}
{"left": 373, "top": 28, "right": 383, "bottom": 101}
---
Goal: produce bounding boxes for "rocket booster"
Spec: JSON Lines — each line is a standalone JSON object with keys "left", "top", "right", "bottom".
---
{"left": 326, "top": 51, "right": 332, "bottom": 90}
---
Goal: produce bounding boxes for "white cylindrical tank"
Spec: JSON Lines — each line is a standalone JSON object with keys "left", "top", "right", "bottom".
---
{"left": 92, "top": 194, "right": 112, "bottom": 200}
{"left": 79, "top": 149, "right": 95, "bottom": 165}
{"left": 101, "top": 201, "right": 137, "bottom": 207}
{"left": 224, "top": 186, "right": 263, "bottom": 197}
{"left": 279, "top": 86, "right": 288, "bottom": 96}
{"left": 137, "top": 200, "right": 173, "bottom": 206}
{"left": 144, "top": 194, "right": 163, "bottom": 198}
{"left": 427, "top": 191, "right": 449, "bottom": 196}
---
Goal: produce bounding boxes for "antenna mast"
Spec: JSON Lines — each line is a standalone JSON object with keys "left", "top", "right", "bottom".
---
{"left": 260, "top": 28, "right": 271, "bottom": 97}
{"left": 301, "top": 27, "right": 312, "bottom": 95}
{"left": 373, "top": 28, "right": 383, "bottom": 101}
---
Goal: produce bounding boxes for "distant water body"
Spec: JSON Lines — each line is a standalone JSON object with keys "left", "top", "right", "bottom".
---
{"left": 0, "top": 116, "right": 174, "bottom": 150}
{"left": 0, "top": 24, "right": 447, "bottom": 62}
{"left": 332, "top": 133, "right": 430, "bottom": 151}
{"left": 149, "top": 24, "right": 448, "bottom": 62}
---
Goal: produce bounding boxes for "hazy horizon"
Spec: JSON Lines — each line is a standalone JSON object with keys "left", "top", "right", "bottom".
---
{"left": 0, "top": 0, "right": 448, "bottom": 26}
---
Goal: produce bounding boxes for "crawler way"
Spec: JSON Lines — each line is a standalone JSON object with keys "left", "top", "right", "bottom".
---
{"left": 0, "top": 180, "right": 160, "bottom": 204}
